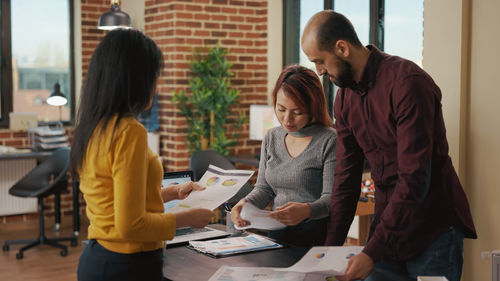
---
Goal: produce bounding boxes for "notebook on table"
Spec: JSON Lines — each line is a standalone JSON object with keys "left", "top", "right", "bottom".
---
{"left": 162, "top": 171, "right": 231, "bottom": 246}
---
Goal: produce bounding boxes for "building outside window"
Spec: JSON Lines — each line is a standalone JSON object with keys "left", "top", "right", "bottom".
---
{"left": 1, "top": 0, "right": 74, "bottom": 127}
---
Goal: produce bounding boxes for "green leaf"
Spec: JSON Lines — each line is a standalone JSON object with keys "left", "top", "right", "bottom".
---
{"left": 171, "top": 44, "right": 244, "bottom": 154}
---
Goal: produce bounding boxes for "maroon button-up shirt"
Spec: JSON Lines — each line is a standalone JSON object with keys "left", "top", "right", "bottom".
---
{"left": 326, "top": 45, "right": 477, "bottom": 261}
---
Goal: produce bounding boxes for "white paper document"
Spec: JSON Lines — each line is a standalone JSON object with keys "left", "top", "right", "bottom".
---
{"left": 208, "top": 266, "right": 340, "bottom": 281}
{"left": 171, "top": 165, "right": 254, "bottom": 212}
{"left": 276, "top": 246, "right": 364, "bottom": 276}
{"left": 208, "top": 246, "right": 364, "bottom": 281}
{"left": 208, "top": 266, "right": 306, "bottom": 281}
{"left": 235, "top": 202, "right": 286, "bottom": 230}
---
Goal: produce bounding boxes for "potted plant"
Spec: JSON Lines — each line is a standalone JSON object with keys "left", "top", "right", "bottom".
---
{"left": 173, "top": 45, "right": 246, "bottom": 155}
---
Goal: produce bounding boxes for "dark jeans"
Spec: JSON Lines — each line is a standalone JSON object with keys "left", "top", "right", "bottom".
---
{"left": 268, "top": 217, "right": 328, "bottom": 248}
{"left": 77, "top": 240, "right": 163, "bottom": 281}
{"left": 365, "top": 227, "right": 464, "bottom": 281}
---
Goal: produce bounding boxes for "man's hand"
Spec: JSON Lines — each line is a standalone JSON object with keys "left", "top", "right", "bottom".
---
{"left": 269, "top": 202, "right": 311, "bottom": 226}
{"left": 336, "top": 252, "right": 374, "bottom": 281}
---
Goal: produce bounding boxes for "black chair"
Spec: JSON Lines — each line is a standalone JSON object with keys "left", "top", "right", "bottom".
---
{"left": 189, "top": 150, "right": 253, "bottom": 206}
{"left": 2, "top": 147, "right": 77, "bottom": 259}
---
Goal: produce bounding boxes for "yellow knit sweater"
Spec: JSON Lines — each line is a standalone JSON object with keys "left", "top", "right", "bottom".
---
{"left": 79, "top": 115, "right": 175, "bottom": 254}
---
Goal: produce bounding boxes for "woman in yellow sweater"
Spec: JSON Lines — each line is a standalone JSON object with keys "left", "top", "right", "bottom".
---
{"left": 70, "top": 29, "right": 214, "bottom": 281}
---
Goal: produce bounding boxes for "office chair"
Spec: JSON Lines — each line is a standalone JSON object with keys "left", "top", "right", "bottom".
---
{"left": 2, "top": 147, "right": 77, "bottom": 259}
{"left": 189, "top": 150, "right": 253, "bottom": 205}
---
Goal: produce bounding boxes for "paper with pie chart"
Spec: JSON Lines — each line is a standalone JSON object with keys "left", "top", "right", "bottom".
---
{"left": 208, "top": 246, "right": 363, "bottom": 281}
{"left": 275, "top": 246, "right": 364, "bottom": 276}
{"left": 171, "top": 165, "right": 254, "bottom": 212}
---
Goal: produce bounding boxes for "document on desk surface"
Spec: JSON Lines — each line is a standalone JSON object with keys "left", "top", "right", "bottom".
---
{"left": 188, "top": 234, "right": 282, "bottom": 257}
{"left": 208, "top": 266, "right": 306, "bottom": 281}
{"left": 207, "top": 246, "right": 363, "bottom": 281}
{"left": 170, "top": 165, "right": 254, "bottom": 212}
{"left": 235, "top": 202, "right": 286, "bottom": 231}
{"left": 275, "top": 246, "right": 364, "bottom": 275}
{"left": 208, "top": 266, "right": 343, "bottom": 281}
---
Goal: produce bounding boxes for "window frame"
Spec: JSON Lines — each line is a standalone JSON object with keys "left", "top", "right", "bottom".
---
{"left": 0, "top": 0, "right": 75, "bottom": 128}
{"left": 283, "top": 0, "right": 385, "bottom": 118}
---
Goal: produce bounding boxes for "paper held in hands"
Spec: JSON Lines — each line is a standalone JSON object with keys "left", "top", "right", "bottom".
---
{"left": 235, "top": 202, "right": 286, "bottom": 230}
{"left": 171, "top": 165, "right": 254, "bottom": 212}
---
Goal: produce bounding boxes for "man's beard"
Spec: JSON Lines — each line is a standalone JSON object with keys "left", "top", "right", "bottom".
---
{"left": 329, "top": 57, "right": 356, "bottom": 89}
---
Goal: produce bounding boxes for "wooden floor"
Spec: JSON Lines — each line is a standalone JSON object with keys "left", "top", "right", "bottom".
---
{"left": 0, "top": 216, "right": 89, "bottom": 281}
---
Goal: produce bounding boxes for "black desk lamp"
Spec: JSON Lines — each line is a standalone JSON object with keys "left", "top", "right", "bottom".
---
{"left": 47, "top": 83, "right": 67, "bottom": 123}
{"left": 98, "top": 0, "right": 131, "bottom": 30}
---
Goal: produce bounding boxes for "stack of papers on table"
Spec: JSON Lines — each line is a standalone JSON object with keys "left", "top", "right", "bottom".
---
{"left": 188, "top": 234, "right": 282, "bottom": 258}
{"left": 208, "top": 246, "right": 364, "bottom": 281}
{"left": 28, "top": 126, "right": 69, "bottom": 151}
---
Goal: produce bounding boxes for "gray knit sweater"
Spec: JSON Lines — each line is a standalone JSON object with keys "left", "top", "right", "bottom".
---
{"left": 245, "top": 124, "right": 337, "bottom": 220}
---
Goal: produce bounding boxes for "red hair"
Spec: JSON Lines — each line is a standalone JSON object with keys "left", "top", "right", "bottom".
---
{"left": 271, "top": 65, "right": 332, "bottom": 127}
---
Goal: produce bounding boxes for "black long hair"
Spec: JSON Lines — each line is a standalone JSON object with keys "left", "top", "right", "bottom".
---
{"left": 70, "top": 29, "right": 163, "bottom": 179}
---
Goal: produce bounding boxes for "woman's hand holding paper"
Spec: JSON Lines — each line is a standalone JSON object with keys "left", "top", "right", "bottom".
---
{"left": 230, "top": 199, "right": 251, "bottom": 228}
{"left": 269, "top": 202, "right": 311, "bottom": 226}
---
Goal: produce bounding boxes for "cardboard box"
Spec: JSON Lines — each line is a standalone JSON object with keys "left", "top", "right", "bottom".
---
{"left": 9, "top": 112, "right": 37, "bottom": 131}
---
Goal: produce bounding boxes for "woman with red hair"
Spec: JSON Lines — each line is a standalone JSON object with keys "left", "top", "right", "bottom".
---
{"left": 231, "top": 65, "right": 336, "bottom": 247}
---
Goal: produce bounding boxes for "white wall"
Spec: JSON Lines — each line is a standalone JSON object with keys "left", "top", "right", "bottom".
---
{"left": 422, "top": 0, "right": 462, "bottom": 169}
{"left": 466, "top": 0, "right": 500, "bottom": 280}
{"left": 425, "top": 0, "right": 500, "bottom": 280}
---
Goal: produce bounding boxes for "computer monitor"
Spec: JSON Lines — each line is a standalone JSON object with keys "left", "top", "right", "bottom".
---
{"left": 249, "top": 104, "right": 280, "bottom": 141}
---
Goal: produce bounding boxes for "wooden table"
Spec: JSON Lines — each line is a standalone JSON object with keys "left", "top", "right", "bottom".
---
{"left": 0, "top": 150, "right": 80, "bottom": 236}
{"left": 354, "top": 195, "right": 375, "bottom": 246}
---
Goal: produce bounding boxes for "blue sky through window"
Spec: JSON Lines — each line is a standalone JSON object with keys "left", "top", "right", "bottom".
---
{"left": 298, "top": 0, "right": 423, "bottom": 68}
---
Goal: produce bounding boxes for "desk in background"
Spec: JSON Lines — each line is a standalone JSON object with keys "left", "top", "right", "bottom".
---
{"left": 0, "top": 151, "right": 80, "bottom": 236}
{"left": 355, "top": 196, "right": 375, "bottom": 246}
{"left": 0, "top": 151, "right": 51, "bottom": 215}
{"left": 227, "top": 154, "right": 260, "bottom": 167}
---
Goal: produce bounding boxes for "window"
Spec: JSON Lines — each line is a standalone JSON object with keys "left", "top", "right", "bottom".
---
{"left": 283, "top": 0, "right": 424, "bottom": 115}
{"left": 333, "top": 0, "right": 370, "bottom": 46}
{"left": 284, "top": 0, "right": 334, "bottom": 115}
{"left": 384, "top": 0, "right": 424, "bottom": 66}
{"left": 298, "top": 0, "right": 325, "bottom": 69}
{"left": 1, "top": 0, "right": 74, "bottom": 128}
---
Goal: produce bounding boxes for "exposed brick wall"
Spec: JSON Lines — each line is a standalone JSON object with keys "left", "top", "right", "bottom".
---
{"left": 0, "top": 130, "right": 30, "bottom": 147}
{"left": 144, "top": 0, "right": 269, "bottom": 171}
{"left": 80, "top": 0, "right": 109, "bottom": 80}
{"left": 1, "top": 0, "right": 270, "bottom": 222}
